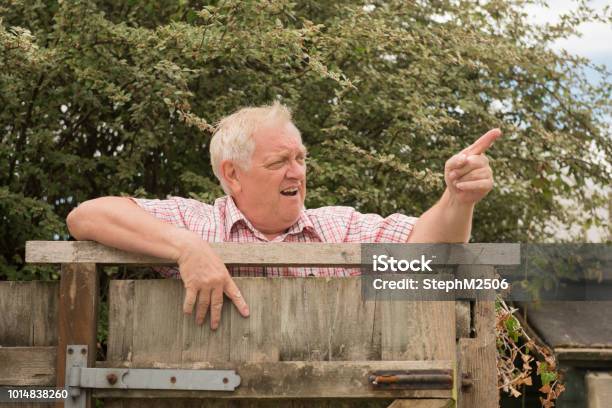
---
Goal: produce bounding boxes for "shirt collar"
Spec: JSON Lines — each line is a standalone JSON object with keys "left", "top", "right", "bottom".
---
{"left": 223, "top": 196, "right": 320, "bottom": 241}
{"left": 223, "top": 196, "right": 250, "bottom": 240}
{"left": 285, "top": 210, "right": 317, "bottom": 238}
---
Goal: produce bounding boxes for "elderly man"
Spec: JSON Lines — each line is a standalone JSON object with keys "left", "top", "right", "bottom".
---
{"left": 67, "top": 102, "right": 500, "bottom": 329}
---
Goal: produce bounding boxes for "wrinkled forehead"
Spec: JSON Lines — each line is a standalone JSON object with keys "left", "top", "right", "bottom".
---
{"left": 252, "top": 120, "right": 306, "bottom": 154}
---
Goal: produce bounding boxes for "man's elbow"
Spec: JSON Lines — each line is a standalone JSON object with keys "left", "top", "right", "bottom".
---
{"left": 67, "top": 197, "right": 137, "bottom": 240}
{"left": 66, "top": 204, "right": 91, "bottom": 240}
{"left": 67, "top": 198, "right": 109, "bottom": 240}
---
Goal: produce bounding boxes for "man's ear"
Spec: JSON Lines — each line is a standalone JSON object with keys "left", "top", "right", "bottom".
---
{"left": 220, "top": 160, "right": 241, "bottom": 194}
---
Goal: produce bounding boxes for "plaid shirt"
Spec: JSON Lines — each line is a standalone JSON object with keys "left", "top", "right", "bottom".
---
{"left": 131, "top": 195, "right": 417, "bottom": 277}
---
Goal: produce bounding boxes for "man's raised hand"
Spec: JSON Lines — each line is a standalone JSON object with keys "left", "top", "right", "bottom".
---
{"left": 444, "top": 128, "right": 502, "bottom": 205}
{"left": 177, "top": 240, "right": 250, "bottom": 330}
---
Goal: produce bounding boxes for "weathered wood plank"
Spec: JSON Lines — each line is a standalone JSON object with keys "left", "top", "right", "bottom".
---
{"left": 229, "top": 278, "right": 281, "bottom": 362}
{"left": 456, "top": 266, "right": 497, "bottom": 408}
{"left": 102, "top": 400, "right": 426, "bottom": 408}
{"left": 31, "top": 282, "right": 59, "bottom": 346}
{"left": 131, "top": 280, "right": 183, "bottom": 365}
{"left": 322, "top": 278, "right": 381, "bottom": 361}
{"left": 587, "top": 372, "right": 612, "bottom": 408}
{"left": 26, "top": 241, "right": 520, "bottom": 265}
{"left": 280, "top": 278, "right": 381, "bottom": 361}
{"left": 95, "top": 360, "right": 454, "bottom": 399}
{"left": 106, "top": 280, "right": 135, "bottom": 408}
{"left": 56, "top": 263, "right": 99, "bottom": 408}
{"left": 0, "top": 282, "right": 34, "bottom": 347}
{"left": 0, "top": 281, "right": 34, "bottom": 346}
{"left": 555, "top": 348, "right": 612, "bottom": 361}
{"left": 0, "top": 281, "right": 59, "bottom": 346}
{"left": 381, "top": 300, "right": 455, "bottom": 361}
{"left": 0, "top": 346, "right": 56, "bottom": 385}
{"left": 102, "top": 399, "right": 450, "bottom": 408}
{"left": 108, "top": 280, "right": 135, "bottom": 363}
{"left": 386, "top": 399, "right": 454, "bottom": 408}
{"left": 458, "top": 302, "right": 497, "bottom": 407}
{"left": 181, "top": 287, "right": 232, "bottom": 364}
{"left": 280, "top": 277, "right": 334, "bottom": 362}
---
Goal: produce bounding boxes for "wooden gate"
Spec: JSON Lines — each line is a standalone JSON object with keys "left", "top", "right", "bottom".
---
{"left": 0, "top": 242, "right": 520, "bottom": 407}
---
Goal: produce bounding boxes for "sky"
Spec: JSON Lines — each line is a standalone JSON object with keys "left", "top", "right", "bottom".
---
{"left": 525, "top": 0, "right": 611, "bottom": 241}
{"left": 525, "top": 0, "right": 612, "bottom": 79}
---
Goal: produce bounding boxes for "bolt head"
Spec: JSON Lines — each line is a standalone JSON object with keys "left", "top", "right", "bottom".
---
{"left": 106, "top": 373, "right": 118, "bottom": 385}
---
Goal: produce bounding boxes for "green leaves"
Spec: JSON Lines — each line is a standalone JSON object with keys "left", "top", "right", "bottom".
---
{"left": 1, "top": 0, "right": 610, "bottom": 280}
{"left": 0, "top": 188, "right": 64, "bottom": 280}
{"left": 504, "top": 314, "right": 521, "bottom": 343}
{"left": 537, "top": 362, "right": 557, "bottom": 387}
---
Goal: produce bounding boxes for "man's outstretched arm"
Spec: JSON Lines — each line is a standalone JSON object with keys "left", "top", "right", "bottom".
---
{"left": 66, "top": 197, "right": 249, "bottom": 329}
{"left": 408, "top": 129, "right": 501, "bottom": 243}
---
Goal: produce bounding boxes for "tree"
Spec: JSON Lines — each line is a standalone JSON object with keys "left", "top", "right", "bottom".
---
{"left": 1, "top": 0, "right": 610, "bottom": 280}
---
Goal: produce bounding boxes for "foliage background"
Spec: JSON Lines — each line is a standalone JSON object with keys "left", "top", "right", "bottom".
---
{"left": 1, "top": 0, "right": 611, "bottom": 279}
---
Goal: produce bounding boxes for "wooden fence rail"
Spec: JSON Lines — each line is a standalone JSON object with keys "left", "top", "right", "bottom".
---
{"left": 25, "top": 241, "right": 520, "bottom": 266}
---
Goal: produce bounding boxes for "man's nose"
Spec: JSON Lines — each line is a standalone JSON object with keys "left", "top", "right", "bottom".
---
{"left": 286, "top": 159, "right": 306, "bottom": 179}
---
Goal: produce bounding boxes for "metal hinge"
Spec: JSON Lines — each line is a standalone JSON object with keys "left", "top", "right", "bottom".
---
{"left": 65, "top": 345, "right": 240, "bottom": 408}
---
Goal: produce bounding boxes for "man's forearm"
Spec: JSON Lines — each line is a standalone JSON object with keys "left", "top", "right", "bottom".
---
{"left": 407, "top": 188, "right": 474, "bottom": 243}
{"left": 66, "top": 197, "right": 200, "bottom": 261}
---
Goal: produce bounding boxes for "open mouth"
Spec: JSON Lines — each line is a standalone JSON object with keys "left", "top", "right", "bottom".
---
{"left": 280, "top": 187, "right": 299, "bottom": 197}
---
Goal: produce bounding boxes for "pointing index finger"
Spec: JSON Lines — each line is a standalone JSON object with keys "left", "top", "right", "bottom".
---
{"left": 461, "top": 128, "right": 502, "bottom": 155}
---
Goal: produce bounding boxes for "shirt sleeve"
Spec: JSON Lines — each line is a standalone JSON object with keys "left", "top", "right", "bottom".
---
{"left": 344, "top": 210, "right": 418, "bottom": 243}
{"left": 128, "top": 197, "right": 191, "bottom": 229}
{"left": 128, "top": 196, "right": 205, "bottom": 280}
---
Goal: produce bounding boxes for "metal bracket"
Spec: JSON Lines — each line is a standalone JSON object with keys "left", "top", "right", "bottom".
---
{"left": 65, "top": 345, "right": 240, "bottom": 407}
{"left": 65, "top": 345, "right": 88, "bottom": 408}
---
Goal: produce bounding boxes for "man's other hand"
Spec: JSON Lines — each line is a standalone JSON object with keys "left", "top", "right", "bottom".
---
{"left": 177, "top": 241, "right": 250, "bottom": 329}
{"left": 445, "top": 128, "right": 502, "bottom": 205}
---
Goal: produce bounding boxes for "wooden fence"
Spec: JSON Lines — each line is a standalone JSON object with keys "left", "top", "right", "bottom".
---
{"left": 0, "top": 242, "right": 520, "bottom": 407}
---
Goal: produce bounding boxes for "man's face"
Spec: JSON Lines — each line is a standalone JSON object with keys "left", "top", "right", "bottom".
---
{"left": 231, "top": 120, "right": 307, "bottom": 238}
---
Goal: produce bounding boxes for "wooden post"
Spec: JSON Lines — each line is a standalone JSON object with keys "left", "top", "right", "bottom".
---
{"left": 56, "top": 263, "right": 99, "bottom": 408}
{"left": 587, "top": 372, "right": 612, "bottom": 408}
{"left": 457, "top": 265, "right": 498, "bottom": 408}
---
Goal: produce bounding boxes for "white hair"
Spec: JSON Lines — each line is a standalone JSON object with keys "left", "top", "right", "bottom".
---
{"left": 210, "top": 101, "right": 300, "bottom": 194}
